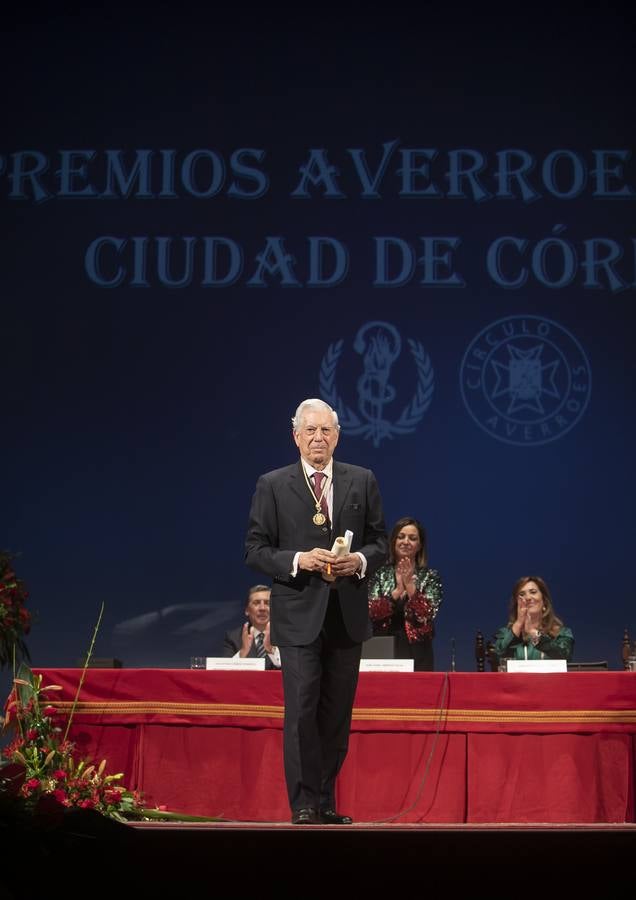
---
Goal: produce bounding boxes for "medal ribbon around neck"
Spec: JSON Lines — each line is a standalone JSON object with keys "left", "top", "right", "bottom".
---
{"left": 302, "top": 465, "right": 331, "bottom": 526}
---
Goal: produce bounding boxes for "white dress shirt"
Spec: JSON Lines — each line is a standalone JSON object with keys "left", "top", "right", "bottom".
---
{"left": 232, "top": 628, "right": 281, "bottom": 668}
{"left": 291, "top": 459, "right": 367, "bottom": 578}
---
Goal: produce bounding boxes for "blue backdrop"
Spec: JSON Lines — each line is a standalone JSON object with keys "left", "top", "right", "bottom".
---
{"left": 2, "top": 5, "right": 634, "bottom": 680}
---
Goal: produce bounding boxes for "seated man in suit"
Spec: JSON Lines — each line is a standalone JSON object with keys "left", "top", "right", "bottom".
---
{"left": 223, "top": 584, "right": 281, "bottom": 669}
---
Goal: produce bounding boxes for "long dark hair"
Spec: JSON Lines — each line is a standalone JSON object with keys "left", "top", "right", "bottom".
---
{"left": 388, "top": 516, "right": 428, "bottom": 568}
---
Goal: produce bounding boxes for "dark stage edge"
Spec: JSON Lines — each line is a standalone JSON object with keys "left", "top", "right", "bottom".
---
{"left": 126, "top": 821, "right": 635, "bottom": 890}
{"left": 130, "top": 819, "right": 636, "bottom": 831}
{"left": 5, "top": 817, "right": 636, "bottom": 898}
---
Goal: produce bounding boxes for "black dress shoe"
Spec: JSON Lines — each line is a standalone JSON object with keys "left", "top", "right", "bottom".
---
{"left": 291, "top": 807, "right": 319, "bottom": 825}
{"left": 320, "top": 808, "right": 353, "bottom": 825}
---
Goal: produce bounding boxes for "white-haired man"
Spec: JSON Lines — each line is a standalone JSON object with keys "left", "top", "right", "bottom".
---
{"left": 245, "top": 398, "right": 387, "bottom": 824}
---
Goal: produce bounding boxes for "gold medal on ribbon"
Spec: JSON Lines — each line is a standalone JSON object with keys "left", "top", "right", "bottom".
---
{"left": 303, "top": 465, "right": 330, "bottom": 527}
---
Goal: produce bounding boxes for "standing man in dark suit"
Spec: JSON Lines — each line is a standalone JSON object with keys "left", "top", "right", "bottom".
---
{"left": 245, "top": 398, "right": 387, "bottom": 825}
{"left": 222, "top": 584, "right": 281, "bottom": 669}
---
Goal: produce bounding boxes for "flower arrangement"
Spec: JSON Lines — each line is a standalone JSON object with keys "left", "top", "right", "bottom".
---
{"left": 1, "top": 663, "right": 223, "bottom": 824}
{"left": 2, "top": 665, "right": 143, "bottom": 821}
{"left": 0, "top": 551, "right": 31, "bottom": 669}
{"left": 1, "top": 596, "right": 222, "bottom": 825}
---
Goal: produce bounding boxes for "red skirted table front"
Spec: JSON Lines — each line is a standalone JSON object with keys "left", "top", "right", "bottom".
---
{"left": 31, "top": 669, "right": 636, "bottom": 823}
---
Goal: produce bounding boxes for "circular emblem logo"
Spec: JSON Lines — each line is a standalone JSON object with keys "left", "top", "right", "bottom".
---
{"left": 459, "top": 315, "right": 592, "bottom": 446}
{"left": 319, "top": 321, "right": 435, "bottom": 447}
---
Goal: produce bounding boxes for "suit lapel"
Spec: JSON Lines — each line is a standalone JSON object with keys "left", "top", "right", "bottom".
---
{"left": 332, "top": 462, "right": 353, "bottom": 529}
{"left": 287, "top": 462, "right": 315, "bottom": 511}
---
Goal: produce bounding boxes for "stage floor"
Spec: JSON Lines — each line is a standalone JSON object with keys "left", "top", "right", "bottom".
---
{"left": 130, "top": 818, "right": 636, "bottom": 832}
{"left": 5, "top": 813, "right": 635, "bottom": 898}
{"left": 127, "top": 819, "right": 636, "bottom": 887}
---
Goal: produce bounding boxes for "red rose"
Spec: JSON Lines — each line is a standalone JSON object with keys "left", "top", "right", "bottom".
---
{"left": 21, "top": 777, "right": 41, "bottom": 796}
{"left": 43, "top": 706, "right": 57, "bottom": 716}
{"left": 26, "top": 729, "right": 38, "bottom": 741}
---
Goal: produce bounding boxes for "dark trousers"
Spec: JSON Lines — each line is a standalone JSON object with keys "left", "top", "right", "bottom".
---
{"left": 393, "top": 630, "right": 434, "bottom": 671}
{"left": 279, "top": 592, "right": 362, "bottom": 813}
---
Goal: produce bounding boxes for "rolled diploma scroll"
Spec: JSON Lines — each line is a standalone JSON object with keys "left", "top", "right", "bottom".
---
{"left": 325, "top": 530, "right": 354, "bottom": 581}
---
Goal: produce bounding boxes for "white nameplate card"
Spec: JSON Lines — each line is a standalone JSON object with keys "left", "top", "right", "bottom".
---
{"left": 205, "top": 657, "right": 266, "bottom": 670}
{"left": 505, "top": 659, "right": 567, "bottom": 673}
{"left": 359, "top": 659, "right": 414, "bottom": 672}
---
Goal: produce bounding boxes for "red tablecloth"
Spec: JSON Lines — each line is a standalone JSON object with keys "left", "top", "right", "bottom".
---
{"left": 30, "top": 669, "right": 636, "bottom": 823}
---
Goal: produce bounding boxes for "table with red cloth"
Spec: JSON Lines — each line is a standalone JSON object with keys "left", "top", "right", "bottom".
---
{"left": 31, "top": 669, "right": 636, "bottom": 824}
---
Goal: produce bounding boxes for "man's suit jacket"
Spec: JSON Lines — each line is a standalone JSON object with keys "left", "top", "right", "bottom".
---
{"left": 223, "top": 624, "right": 279, "bottom": 669}
{"left": 245, "top": 459, "right": 387, "bottom": 645}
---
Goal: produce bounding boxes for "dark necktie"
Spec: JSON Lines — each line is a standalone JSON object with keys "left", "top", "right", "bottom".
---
{"left": 313, "top": 472, "right": 330, "bottom": 523}
{"left": 255, "top": 632, "right": 267, "bottom": 658}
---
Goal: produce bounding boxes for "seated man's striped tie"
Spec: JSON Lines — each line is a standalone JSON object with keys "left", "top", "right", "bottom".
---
{"left": 255, "top": 632, "right": 267, "bottom": 658}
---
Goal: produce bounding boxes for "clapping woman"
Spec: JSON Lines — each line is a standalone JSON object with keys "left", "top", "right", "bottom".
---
{"left": 493, "top": 575, "right": 574, "bottom": 664}
{"left": 367, "top": 516, "right": 443, "bottom": 671}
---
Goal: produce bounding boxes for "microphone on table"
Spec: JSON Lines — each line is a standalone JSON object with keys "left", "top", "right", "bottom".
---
{"left": 450, "top": 638, "right": 456, "bottom": 672}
